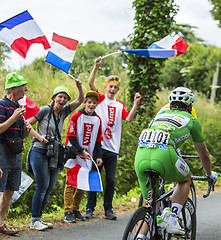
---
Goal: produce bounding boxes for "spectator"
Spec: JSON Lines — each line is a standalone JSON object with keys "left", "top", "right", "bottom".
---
{"left": 0, "top": 72, "right": 31, "bottom": 235}
{"left": 84, "top": 57, "right": 141, "bottom": 220}
{"left": 63, "top": 91, "right": 103, "bottom": 222}
{"left": 27, "top": 80, "right": 84, "bottom": 231}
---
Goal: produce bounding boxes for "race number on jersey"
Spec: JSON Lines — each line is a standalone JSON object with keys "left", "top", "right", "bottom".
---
{"left": 138, "top": 129, "right": 170, "bottom": 150}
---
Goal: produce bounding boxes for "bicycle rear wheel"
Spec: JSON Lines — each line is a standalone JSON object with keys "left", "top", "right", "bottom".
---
{"left": 122, "top": 206, "right": 155, "bottom": 240}
{"left": 179, "top": 198, "right": 196, "bottom": 240}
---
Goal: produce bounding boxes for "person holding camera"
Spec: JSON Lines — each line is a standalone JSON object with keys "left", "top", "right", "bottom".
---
{"left": 63, "top": 91, "right": 103, "bottom": 223}
{"left": 27, "top": 79, "right": 84, "bottom": 231}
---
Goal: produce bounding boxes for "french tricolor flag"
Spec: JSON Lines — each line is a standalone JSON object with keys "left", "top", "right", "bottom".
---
{"left": 122, "top": 35, "right": 189, "bottom": 58}
{"left": 18, "top": 95, "right": 40, "bottom": 120}
{"left": 66, "top": 160, "right": 103, "bottom": 192}
{"left": 0, "top": 10, "right": 50, "bottom": 58}
{"left": 45, "top": 33, "right": 78, "bottom": 74}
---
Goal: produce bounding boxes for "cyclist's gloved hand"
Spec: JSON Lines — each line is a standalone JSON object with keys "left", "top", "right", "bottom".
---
{"left": 206, "top": 171, "right": 218, "bottom": 184}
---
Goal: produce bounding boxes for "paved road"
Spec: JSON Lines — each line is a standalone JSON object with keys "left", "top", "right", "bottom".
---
{"left": 6, "top": 191, "right": 221, "bottom": 240}
{"left": 196, "top": 191, "right": 221, "bottom": 239}
{"left": 8, "top": 212, "right": 131, "bottom": 240}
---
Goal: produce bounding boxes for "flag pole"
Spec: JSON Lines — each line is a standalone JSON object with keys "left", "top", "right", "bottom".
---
{"left": 91, "top": 158, "right": 99, "bottom": 172}
{"left": 102, "top": 51, "right": 122, "bottom": 59}
{"left": 68, "top": 74, "right": 87, "bottom": 91}
{"left": 91, "top": 158, "right": 103, "bottom": 191}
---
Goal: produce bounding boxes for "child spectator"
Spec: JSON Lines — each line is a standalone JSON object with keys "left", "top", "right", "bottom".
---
{"left": 63, "top": 91, "right": 103, "bottom": 222}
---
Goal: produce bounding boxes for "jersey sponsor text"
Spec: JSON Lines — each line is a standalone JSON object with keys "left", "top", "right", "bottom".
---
{"left": 107, "top": 105, "right": 116, "bottom": 127}
{"left": 83, "top": 123, "right": 94, "bottom": 146}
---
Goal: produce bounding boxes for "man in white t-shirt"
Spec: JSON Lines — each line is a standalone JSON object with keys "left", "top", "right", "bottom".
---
{"left": 84, "top": 56, "right": 141, "bottom": 220}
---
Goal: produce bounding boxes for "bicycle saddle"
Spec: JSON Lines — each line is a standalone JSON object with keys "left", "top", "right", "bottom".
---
{"left": 144, "top": 169, "right": 160, "bottom": 178}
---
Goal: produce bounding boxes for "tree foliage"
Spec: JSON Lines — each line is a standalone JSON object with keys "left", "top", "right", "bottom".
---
{"left": 209, "top": 0, "right": 221, "bottom": 27}
{"left": 160, "top": 42, "right": 221, "bottom": 101}
{"left": 0, "top": 42, "right": 11, "bottom": 67}
{"left": 127, "top": 0, "right": 178, "bottom": 116}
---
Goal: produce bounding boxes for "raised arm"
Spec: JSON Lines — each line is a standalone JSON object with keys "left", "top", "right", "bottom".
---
{"left": 126, "top": 93, "right": 141, "bottom": 122}
{"left": 88, "top": 57, "right": 103, "bottom": 91}
{"left": 69, "top": 78, "right": 84, "bottom": 112}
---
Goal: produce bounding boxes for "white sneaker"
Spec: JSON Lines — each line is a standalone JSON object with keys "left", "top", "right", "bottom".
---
{"left": 40, "top": 221, "right": 53, "bottom": 229}
{"left": 30, "top": 220, "right": 48, "bottom": 231}
{"left": 166, "top": 221, "right": 185, "bottom": 235}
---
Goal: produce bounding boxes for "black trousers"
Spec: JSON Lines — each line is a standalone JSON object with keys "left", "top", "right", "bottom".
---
{"left": 86, "top": 148, "right": 117, "bottom": 211}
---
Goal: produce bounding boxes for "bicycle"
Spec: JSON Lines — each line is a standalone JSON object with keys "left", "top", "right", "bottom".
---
{"left": 122, "top": 168, "right": 213, "bottom": 240}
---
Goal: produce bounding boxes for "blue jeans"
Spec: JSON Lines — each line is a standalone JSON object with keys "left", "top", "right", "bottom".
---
{"left": 30, "top": 147, "right": 59, "bottom": 221}
{"left": 86, "top": 148, "right": 117, "bottom": 211}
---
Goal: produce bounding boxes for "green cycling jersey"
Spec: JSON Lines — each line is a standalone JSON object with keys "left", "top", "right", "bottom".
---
{"left": 139, "top": 109, "right": 204, "bottom": 151}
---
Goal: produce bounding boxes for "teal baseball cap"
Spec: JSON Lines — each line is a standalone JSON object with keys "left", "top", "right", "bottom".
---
{"left": 5, "top": 72, "right": 28, "bottom": 89}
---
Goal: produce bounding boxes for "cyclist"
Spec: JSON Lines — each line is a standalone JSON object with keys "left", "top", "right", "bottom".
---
{"left": 135, "top": 87, "right": 217, "bottom": 239}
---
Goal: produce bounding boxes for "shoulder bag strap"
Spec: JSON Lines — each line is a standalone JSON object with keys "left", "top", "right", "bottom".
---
{"left": 52, "top": 110, "right": 62, "bottom": 142}
{"left": 46, "top": 103, "right": 54, "bottom": 137}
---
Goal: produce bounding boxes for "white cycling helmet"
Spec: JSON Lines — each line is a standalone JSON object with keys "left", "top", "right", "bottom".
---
{"left": 169, "top": 87, "right": 194, "bottom": 106}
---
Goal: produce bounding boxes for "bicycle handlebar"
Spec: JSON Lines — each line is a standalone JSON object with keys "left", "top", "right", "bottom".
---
{"left": 181, "top": 155, "right": 199, "bottom": 159}
{"left": 191, "top": 176, "right": 214, "bottom": 198}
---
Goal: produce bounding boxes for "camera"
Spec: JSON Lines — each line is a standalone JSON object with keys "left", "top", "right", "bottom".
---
{"left": 46, "top": 136, "right": 55, "bottom": 143}
{"left": 56, "top": 145, "right": 78, "bottom": 168}
{"left": 46, "top": 136, "right": 55, "bottom": 158}
{"left": 63, "top": 145, "right": 78, "bottom": 162}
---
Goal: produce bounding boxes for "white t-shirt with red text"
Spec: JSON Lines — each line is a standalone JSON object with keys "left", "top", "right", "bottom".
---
{"left": 64, "top": 109, "right": 103, "bottom": 169}
{"left": 96, "top": 91, "right": 129, "bottom": 154}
